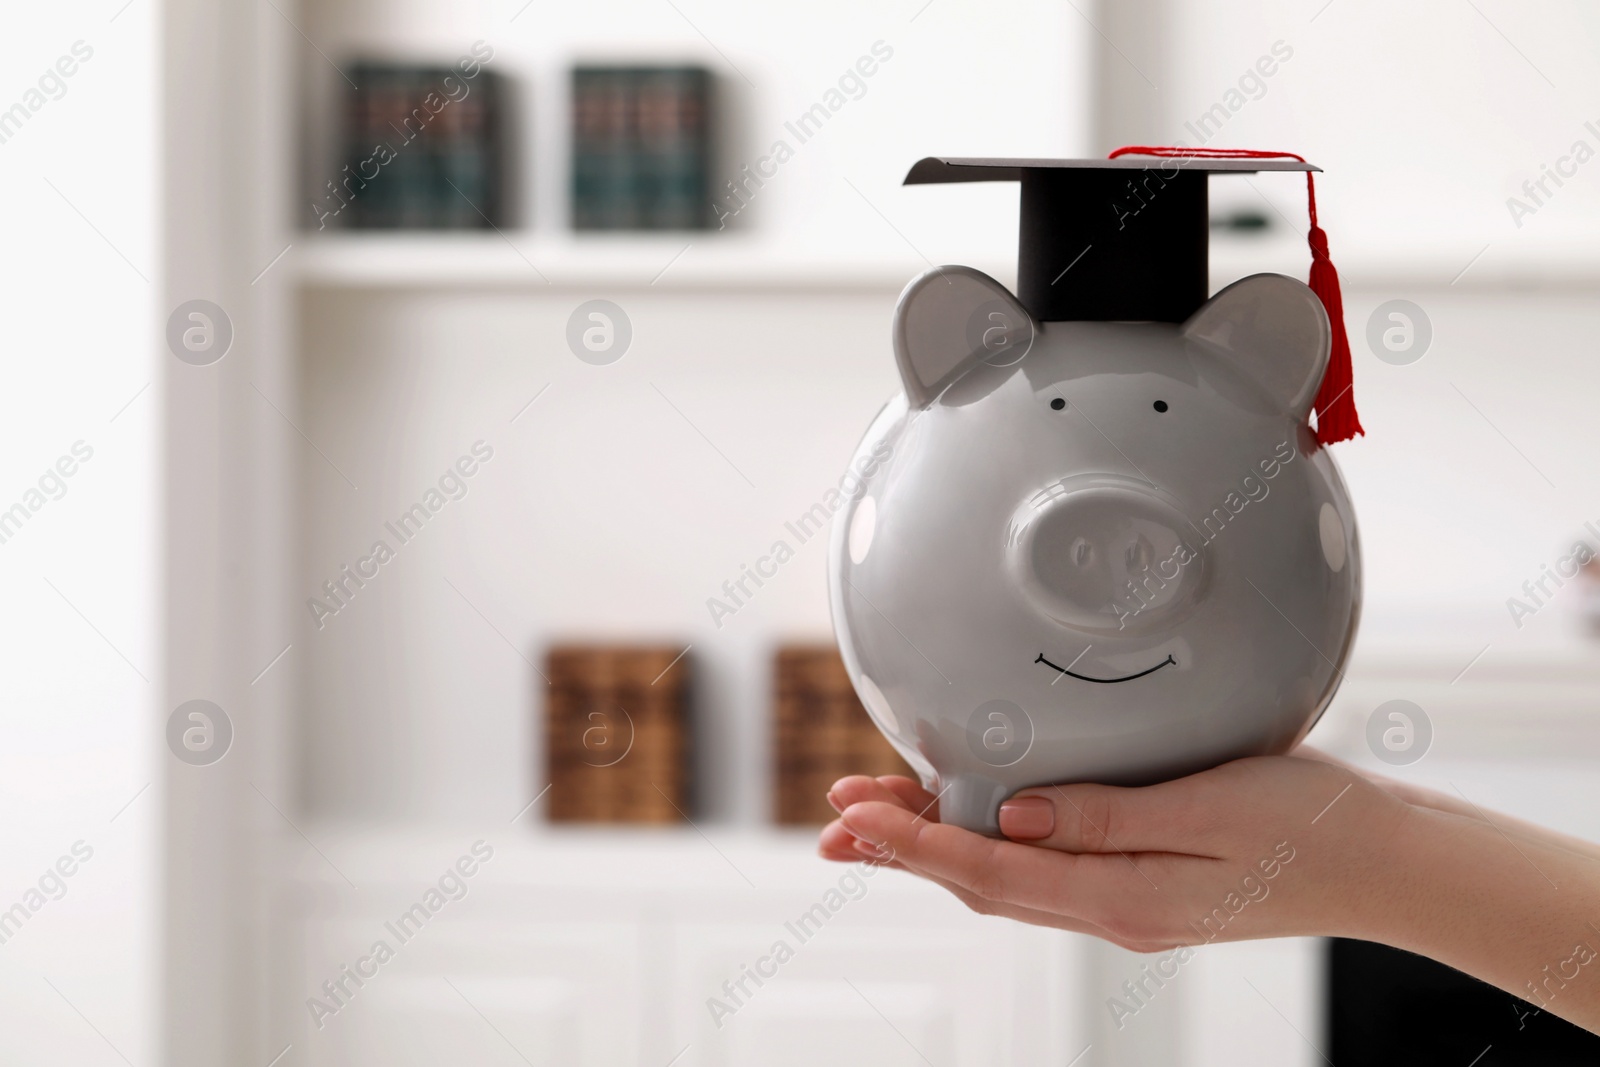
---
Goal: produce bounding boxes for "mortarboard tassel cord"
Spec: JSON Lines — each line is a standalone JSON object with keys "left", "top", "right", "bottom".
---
{"left": 1108, "top": 146, "right": 1364, "bottom": 446}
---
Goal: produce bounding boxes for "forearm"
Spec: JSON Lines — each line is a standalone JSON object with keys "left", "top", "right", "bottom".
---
{"left": 1359, "top": 804, "right": 1600, "bottom": 1033}
{"left": 1375, "top": 776, "right": 1600, "bottom": 864}
{"left": 1299, "top": 749, "right": 1600, "bottom": 863}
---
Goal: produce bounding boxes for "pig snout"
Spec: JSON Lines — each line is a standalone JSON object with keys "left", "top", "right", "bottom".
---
{"left": 1009, "top": 479, "right": 1206, "bottom": 634}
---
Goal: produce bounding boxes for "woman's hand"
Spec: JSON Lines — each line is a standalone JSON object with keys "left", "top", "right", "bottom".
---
{"left": 819, "top": 748, "right": 1600, "bottom": 1034}
{"left": 819, "top": 754, "right": 1412, "bottom": 951}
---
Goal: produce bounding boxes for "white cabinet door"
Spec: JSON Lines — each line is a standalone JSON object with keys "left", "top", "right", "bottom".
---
{"left": 664, "top": 873, "right": 1086, "bottom": 1067}
{"left": 299, "top": 914, "right": 645, "bottom": 1067}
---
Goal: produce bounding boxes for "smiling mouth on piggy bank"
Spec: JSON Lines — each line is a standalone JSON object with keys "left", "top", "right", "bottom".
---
{"left": 1034, "top": 652, "right": 1177, "bottom": 684}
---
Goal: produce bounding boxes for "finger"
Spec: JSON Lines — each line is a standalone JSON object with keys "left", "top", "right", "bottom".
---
{"left": 839, "top": 800, "right": 1153, "bottom": 922}
{"left": 818, "top": 819, "right": 866, "bottom": 862}
{"left": 851, "top": 837, "right": 901, "bottom": 863}
{"left": 877, "top": 776, "right": 940, "bottom": 819}
{"left": 822, "top": 818, "right": 909, "bottom": 865}
{"left": 1001, "top": 779, "right": 1222, "bottom": 857}
{"left": 829, "top": 775, "right": 918, "bottom": 815}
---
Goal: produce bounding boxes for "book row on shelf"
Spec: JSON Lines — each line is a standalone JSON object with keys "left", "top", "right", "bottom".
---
{"left": 320, "top": 61, "right": 714, "bottom": 232}
{"left": 544, "top": 644, "right": 910, "bottom": 826}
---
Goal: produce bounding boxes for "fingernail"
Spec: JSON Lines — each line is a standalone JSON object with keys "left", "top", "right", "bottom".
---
{"left": 852, "top": 838, "right": 885, "bottom": 859}
{"left": 999, "top": 796, "right": 1054, "bottom": 839}
{"left": 826, "top": 791, "right": 843, "bottom": 814}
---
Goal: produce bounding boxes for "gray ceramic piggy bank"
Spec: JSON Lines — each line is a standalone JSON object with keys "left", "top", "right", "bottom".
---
{"left": 827, "top": 266, "right": 1361, "bottom": 833}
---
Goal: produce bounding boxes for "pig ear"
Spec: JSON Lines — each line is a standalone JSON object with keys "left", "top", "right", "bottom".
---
{"left": 1183, "top": 273, "right": 1331, "bottom": 420}
{"left": 893, "top": 266, "right": 1034, "bottom": 408}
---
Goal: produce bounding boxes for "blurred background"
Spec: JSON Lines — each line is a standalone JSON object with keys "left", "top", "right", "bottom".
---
{"left": 6, "top": 0, "right": 1600, "bottom": 1063}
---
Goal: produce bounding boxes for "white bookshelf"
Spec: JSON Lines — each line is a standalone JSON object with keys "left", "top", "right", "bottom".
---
{"left": 268, "top": 5, "right": 1098, "bottom": 1062}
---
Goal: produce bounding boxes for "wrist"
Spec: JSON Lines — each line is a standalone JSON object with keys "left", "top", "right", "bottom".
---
{"left": 1333, "top": 797, "right": 1439, "bottom": 944}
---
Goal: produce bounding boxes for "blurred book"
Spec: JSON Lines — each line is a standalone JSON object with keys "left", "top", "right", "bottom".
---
{"left": 544, "top": 645, "right": 691, "bottom": 824}
{"left": 773, "top": 645, "right": 912, "bottom": 826}
{"left": 571, "top": 65, "right": 712, "bottom": 230}
{"left": 331, "top": 62, "right": 507, "bottom": 230}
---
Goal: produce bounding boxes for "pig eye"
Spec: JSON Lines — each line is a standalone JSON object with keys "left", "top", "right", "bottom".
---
{"left": 1153, "top": 401, "right": 1169, "bottom": 413}
{"left": 1050, "top": 398, "right": 1066, "bottom": 411}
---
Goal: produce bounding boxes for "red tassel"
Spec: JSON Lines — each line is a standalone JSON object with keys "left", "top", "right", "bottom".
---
{"left": 1109, "top": 146, "right": 1364, "bottom": 445}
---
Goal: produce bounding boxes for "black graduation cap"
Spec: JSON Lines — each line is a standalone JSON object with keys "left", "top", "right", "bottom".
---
{"left": 904, "top": 156, "right": 1320, "bottom": 325}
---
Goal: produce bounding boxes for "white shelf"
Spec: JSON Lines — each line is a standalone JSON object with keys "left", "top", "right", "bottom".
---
{"left": 292, "top": 232, "right": 960, "bottom": 291}
{"left": 292, "top": 230, "right": 1600, "bottom": 292}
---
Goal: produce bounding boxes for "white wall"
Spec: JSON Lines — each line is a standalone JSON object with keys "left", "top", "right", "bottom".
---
{"left": 0, "top": 3, "right": 157, "bottom": 1063}
{"left": 1114, "top": 0, "right": 1600, "bottom": 259}
{"left": 1322, "top": 285, "right": 1600, "bottom": 629}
